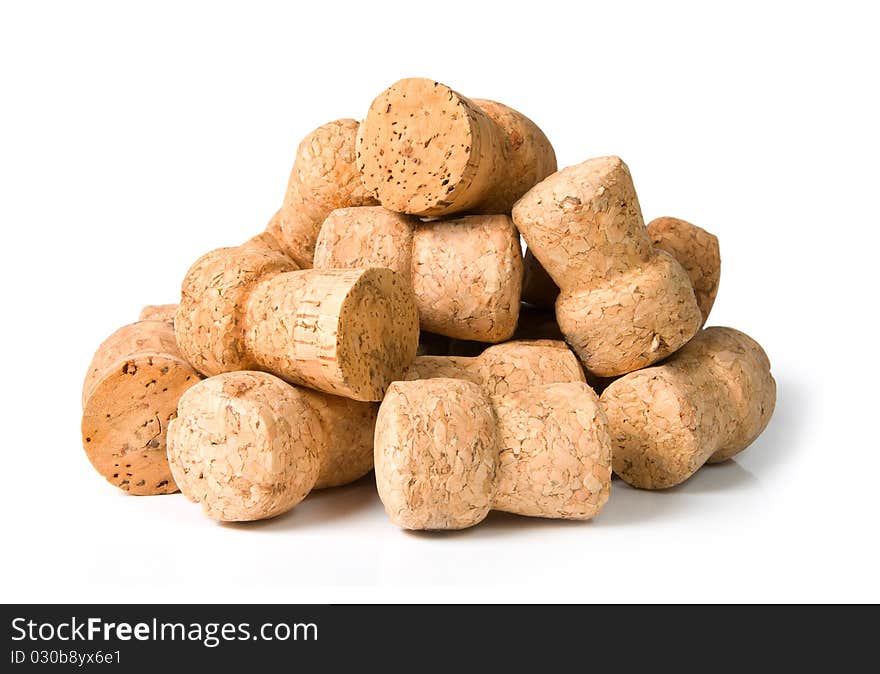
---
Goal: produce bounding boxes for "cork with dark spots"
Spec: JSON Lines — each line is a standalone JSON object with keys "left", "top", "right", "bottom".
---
{"left": 375, "top": 378, "right": 611, "bottom": 530}
{"left": 512, "top": 156, "right": 702, "bottom": 377}
{"left": 314, "top": 206, "right": 522, "bottom": 341}
{"left": 176, "top": 235, "right": 420, "bottom": 401}
{"left": 167, "top": 371, "right": 378, "bottom": 522}
{"left": 267, "top": 119, "right": 377, "bottom": 268}
{"left": 647, "top": 217, "right": 721, "bottom": 326}
{"left": 600, "top": 327, "right": 776, "bottom": 490}
{"left": 356, "top": 78, "right": 556, "bottom": 217}
{"left": 82, "top": 319, "right": 202, "bottom": 495}
{"left": 403, "top": 339, "right": 585, "bottom": 396}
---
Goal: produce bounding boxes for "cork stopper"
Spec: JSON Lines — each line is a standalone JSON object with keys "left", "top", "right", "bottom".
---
{"left": 81, "top": 320, "right": 202, "bottom": 495}
{"left": 600, "top": 327, "right": 776, "bottom": 489}
{"left": 404, "top": 339, "right": 585, "bottom": 395}
{"left": 176, "top": 237, "right": 420, "bottom": 401}
{"left": 357, "top": 78, "right": 555, "bottom": 216}
{"left": 138, "top": 304, "right": 177, "bottom": 323}
{"left": 512, "top": 156, "right": 702, "bottom": 377}
{"left": 166, "top": 371, "right": 378, "bottom": 521}
{"left": 244, "top": 267, "right": 420, "bottom": 401}
{"left": 648, "top": 217, "right": 721, "bottom": 325}
{"left": 315, "top": 206, "right": 522, "bottom": 341}
{"left": 268, "top": 119, "right": 377, "bottom": 268}
{"left": 375, "top": 378, "right": 611, "bottom": 530}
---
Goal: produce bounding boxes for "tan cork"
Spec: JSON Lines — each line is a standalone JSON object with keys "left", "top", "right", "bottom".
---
{"left": 404, "top": 339, "right": 585, "bottom": 395}
{"left": 314, "top": 206, "right": 522, "bottom": 341}
{"left": 512, "top": 156, "right": 702, "bottom": 377}
{"left": 647, "top": 217, "right": 720, "bottom": 325}
{"left": 175, "top": 236, "right": 420, "bottom": 401}
{"left": 267, "top": 119, "right": 377, "bottom": 268}
{"left": 81, "top": 319, "right": 202, "bottom": 495}
{"left": 600, "top": 327, "right": 776, "bottom": 490}
{"left": 375, "top": 378, "right": 611, "bottom": 530}
{"left": 356, "top": 78, "right": 556, "bottom": 217}
{"left": 138, "top": 304, "right": 177, "bottom": 323}
{"left": 166, "top": 371, "right": 377, "bottom": 522}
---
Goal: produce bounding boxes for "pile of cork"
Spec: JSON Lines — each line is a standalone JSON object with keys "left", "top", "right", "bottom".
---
{"left": 82, "top": 78, "right": 776, "bottom": 530}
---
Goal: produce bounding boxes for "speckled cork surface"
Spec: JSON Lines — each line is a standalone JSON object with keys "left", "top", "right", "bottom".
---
{"left": 266, "top": 119, "right": 377, "bottom": 268}
{"left": 375, "top": 378, "right": 611, "bottom": 530}
{"left": 138, "top": 304, "right": 177, "bottom": 323}
{"left": 357, "top": 78, "right": 556, "bottom": 217}
{"left": 167, "top": 371, "right": 378, "bottom": 521}
{"left": 512, "top": 156, "right": 702, "bottom": 377}
{"left": 81, "top": 320, "right": 202, "bottom": 495}
{"left": 404, "top": 339, "right": 585, "bottom": 395}
{"left": 600, "top": 327, "right": 776, "bottom": 489}
{"left": 176, "top": 236, "right": 420, "bottom": 401}
{"left": 315, "top": 206, "right": 522, "bottom": 341}
{"left": 648, "top": 217, "right": 721, "bottom": 325}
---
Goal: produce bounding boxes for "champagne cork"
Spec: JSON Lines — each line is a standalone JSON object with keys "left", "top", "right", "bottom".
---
{"left": 175, "top": 235, "right": 420, "bottom": 401}
{"left": 357, "top": 78, "right": 556, "bottom": 217}
{"left": 314, "top": 206, "right": 522, "bottom": 341}
{"left": 82, "top": 319, "right": 202, "bottom": 495}
{"left": 167, "top": 371, "right": 378, "bottom": 521}
{"left": 375, "top": 379, "right": 611, "bottom": 530}
{"left": 601, "top": 327, "right": 776, "bottom": 489}
{"left": 267, "top": 119, "right": 377, "bottom": 267}
{"left": 512, "top": 156, "right": 702, "bottom": 377}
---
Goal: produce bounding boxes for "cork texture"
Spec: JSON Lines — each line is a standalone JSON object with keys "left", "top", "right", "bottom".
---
{"left": 267, "top": 119, "right": 377, "bottom": 268}
{"left": 166, "top": 371, "right": 378, "bottom": 521}
{"left": 81, "top": 320, "right": 201, "bottom": 495}
{"left": 404, "top": 339, "right": 585, "bottom": 395}
{"left": 375, "top": 378, "right": 611, "bottom": 530}
{"left": 315, "top": 206, "right": 522, "bottom": 341}
{"left": 176, "top": 237, "right": 419, "bottom": 401}
{"left": 512, "top": 156, "right": 701, "bottom": 376}
{"left": 648, "top": 216, "right": 721, "bottom": 325}
{"left": 138, "top": 304, "right": 177, "bottom": 323}
{"left": 600, "top": 327, "right": 776, "bottom": 489}
{"left": 357, "top": 78, "right": 556, "bottom": 217}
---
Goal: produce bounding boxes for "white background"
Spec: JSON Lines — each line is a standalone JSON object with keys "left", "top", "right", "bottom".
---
{"left": 1, "top": 1, "right": 878, "bottom": 603}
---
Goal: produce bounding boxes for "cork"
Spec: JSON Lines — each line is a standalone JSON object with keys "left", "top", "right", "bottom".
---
{"left": 375, "top": 378, "right": 611, "bottom": 530}
{"left": 138, "top": 304, "right": 177, "bottom": 323}
{"left": 166, "top": 371, "right": 377, "bottom": 522}
{"left": 404, "top": 339, "right": 585, "bottom": 395}
{"left": 81, "top": 319, "right": 202, "bottom": 495}
{"left": 267, "top": 119, "right": 377, "bottom": 268}
{"left": 512, "top": 156, "right": 702, "bottom": 377}
{"left": 356, "top": 78, "right": 556, "bottom": 217}
{"left": 647, "top": 217, "right": 720, "bottom": 325}
{"left": 314, "top": 206, "right": 522, "bottom": 341}
{"left": 175, "top": 236, "right": 420, "bottom": 401}
{"left": 600, "top": 327, "right": 776, "bottom": 489}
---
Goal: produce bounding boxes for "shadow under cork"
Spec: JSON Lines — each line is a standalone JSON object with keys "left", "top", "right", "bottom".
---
{"left": 219, "top": 471, "right": 383, "bottom": 532}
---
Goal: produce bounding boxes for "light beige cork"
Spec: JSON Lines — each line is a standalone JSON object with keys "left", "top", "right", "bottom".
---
{"left": 267, "top": 119, "right": 377, "bottom": 268}
{"left": 175, "top": 236, "right": 420, "bottom": 401}
{"left": 512, "top": 156, "right": 702, "bottom": 377}
{"left": 600, "top": 327, "right": 776, "bottom": 490}
{"left": 356, "top": 78, "right": 556, "bottom": 217}
{"left": 167, "top": 371, "right": 377, "bottom": 522}
{"left": 404, "top": 339, "right": 585, "bottom": 396}
{"left": 375, "top": 378, "right": 611, "bottom": 530}
{"left": 81, "top": 320, "right": 202, "bottom": 495}
{"left": 314, "top": 206, "right": 522, "bottom": 341}
{"left": 647, "top": 217, "right": 721, "bottom": 325}
{"left": 138, "top": 304, "right": 177, "bottom": 323}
